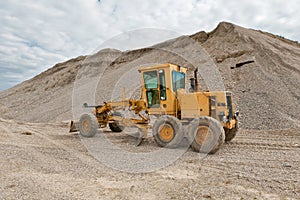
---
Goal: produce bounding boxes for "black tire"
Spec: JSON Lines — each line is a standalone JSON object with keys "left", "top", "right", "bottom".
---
{"left": 153, "top": 115, "right": 184, "bottom": 148}
{"left": 188, "top": 116, "right": 225, "bottom": 154}
{"left": 224, "top": 121, "right": 238, "bottom": 142}
{"left": 109, "top": 112, "right": 124, "bottom": 132}
{"left": 78, "top": 113, "right": 99, "bottom": 137}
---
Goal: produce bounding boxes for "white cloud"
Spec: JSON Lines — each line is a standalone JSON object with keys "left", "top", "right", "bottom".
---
{"left": 0, "top": 0, "right": 299, "bottom": 90}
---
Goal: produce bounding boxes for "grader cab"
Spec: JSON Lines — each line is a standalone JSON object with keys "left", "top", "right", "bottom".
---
{"left": 73, "top": 63, "right": 238, "bottom": 154}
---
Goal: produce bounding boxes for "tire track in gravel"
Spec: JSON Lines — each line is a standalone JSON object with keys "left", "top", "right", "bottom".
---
{"left": 0, "top": 119, "right": 115, "bottom": 177}
{"left": 0, "top": 120, "right": 130, "bottom": 199}
{"left": 200, "top": 129, "right": 300, "bottom": 198}
{"left": 17, "top": 124, "right": 107, "bottom": 172}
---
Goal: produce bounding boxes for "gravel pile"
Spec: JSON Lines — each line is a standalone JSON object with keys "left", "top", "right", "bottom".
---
{"left": 0, "top": 22, "right": 299, "bottom": 130}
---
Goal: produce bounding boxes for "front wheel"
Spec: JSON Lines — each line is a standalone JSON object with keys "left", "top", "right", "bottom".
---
{"left": 153, "top": 115, "right": 184, "bottom": 148}
{"left": 78, "top": 113, "right": 99, "bottom": 137}
{"left": 188, "top": 116, "right": 225, "bottom": 154}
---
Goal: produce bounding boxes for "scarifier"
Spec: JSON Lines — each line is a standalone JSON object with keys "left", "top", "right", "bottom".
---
{"left": 70, "top": 63, "right": 239, "bottom": 154}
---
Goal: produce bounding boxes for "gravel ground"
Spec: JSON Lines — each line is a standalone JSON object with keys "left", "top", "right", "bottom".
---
{"left": 0, "top": 118, "right": 299, "bottom": 200}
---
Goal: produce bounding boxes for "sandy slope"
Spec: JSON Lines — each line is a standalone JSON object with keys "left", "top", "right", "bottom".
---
{"left": 0, "top": 22, "right": 299, "bottom": 130}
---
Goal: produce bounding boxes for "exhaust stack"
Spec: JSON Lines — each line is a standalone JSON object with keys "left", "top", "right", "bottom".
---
{"left": 190, "top": 68, "right": 199, "bottom": 92}
{"left": 194, "top": 68, "right": 199, "bottom": 92}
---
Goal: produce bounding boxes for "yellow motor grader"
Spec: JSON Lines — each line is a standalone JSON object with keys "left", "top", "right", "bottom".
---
{"left": 71, "top": 63, "right": 238, "bottom": 154}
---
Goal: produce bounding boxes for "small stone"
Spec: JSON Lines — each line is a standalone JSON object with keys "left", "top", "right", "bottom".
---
{"left": 216, "top": 58, "right": 223, "bottom": 63}
{"left": 130, "top": 185, "right": 134, "bottom": 191}
{"left": 21, "top": 131, "right": 32, "bottom": 135}
{"left": 283, "top": 163, "right": 292, "bottom": 168}
{"left": 203, "top": 194, "right": 211, "bottom": 198}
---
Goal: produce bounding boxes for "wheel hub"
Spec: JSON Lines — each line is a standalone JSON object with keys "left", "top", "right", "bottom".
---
{"left": 82, "top": 120, "right": 90, "bottom": 133}
{"left": 158, "top": 124, "right": 174, "bottom": 142}
{"left": 194, "top": 126, "right": 213, "bottom": 145}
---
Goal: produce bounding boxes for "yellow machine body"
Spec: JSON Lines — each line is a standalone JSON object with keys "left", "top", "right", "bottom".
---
{"left": 72, "top": 63, "right": 238, "bottom": 148}
{"left": 138, "top": 63, "right": 237, "bottom": 129}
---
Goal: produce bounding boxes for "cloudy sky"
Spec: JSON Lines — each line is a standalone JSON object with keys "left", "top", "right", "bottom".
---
{"left": 0, "top": 0, "right": 299, "bottom": 91}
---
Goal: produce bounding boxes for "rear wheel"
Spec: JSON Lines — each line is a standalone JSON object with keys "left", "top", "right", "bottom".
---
{"left": 188, "top": 116, "right": 225, "bottom": 154}
{"left": 153, "top": 115, "right": 183, "bottom": 148}
{"left": 109, "top": 112, "right": 124, "bottom": 132}
{"left": 78, "top": 113, "right": 99, "bottom": 137}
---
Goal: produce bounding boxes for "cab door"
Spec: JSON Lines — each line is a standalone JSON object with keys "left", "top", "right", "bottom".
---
{"left": 143, "top": 70, "right": 160, "bottom": 108}
{"left": 143, "top": 70, "right": 167, "bottom": 114}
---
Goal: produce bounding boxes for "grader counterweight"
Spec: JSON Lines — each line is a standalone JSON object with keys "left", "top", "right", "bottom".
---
{"left": 73, "top": 63, "right": 238, "bottom": 154}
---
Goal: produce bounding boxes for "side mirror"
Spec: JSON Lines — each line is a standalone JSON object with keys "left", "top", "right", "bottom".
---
{"left": 83, "top": 103, "right": 88, "bottom": 108}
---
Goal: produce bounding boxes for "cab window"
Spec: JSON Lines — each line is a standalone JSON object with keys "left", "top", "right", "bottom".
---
{"left": 144, "top": 71, "right": 158, "bottom": 89}
{"left": 172, "top": 70, "right": 185, "bottom": 92}
{"left": 143, "top": 70, "right": 167, "bottom": 108}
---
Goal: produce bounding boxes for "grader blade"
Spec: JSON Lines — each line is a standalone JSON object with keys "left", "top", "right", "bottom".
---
{"left": 134, "top": 127, "right": 148, "bottom": 146}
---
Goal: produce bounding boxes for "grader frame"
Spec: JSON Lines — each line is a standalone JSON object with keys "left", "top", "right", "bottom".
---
{"left": 73, "top": 63, "right": 238, "bottom": 153}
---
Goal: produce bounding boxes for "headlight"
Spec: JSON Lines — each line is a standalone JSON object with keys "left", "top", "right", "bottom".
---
{"left": 223, "top": 115, "right": 228, "bottom": 123}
